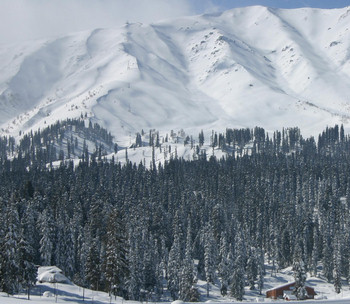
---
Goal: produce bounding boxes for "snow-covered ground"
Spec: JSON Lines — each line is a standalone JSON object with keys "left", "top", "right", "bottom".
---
{"left": 1, "top": 6, "right": 350, "bottom": 145}
{"left": 2, "top": 265, "right": 350, "bottom": 304}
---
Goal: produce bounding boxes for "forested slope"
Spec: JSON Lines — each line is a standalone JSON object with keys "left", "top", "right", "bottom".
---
{"left": 1, "top": 124, "right": 350, "bottom": 301}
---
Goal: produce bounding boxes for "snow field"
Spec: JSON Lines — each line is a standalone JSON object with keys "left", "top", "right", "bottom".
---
{"left": 1, "top": 6, "right": 350, "bottom": 143}
{"left": 2, "top": 264, "right": 350, "bottom": 304}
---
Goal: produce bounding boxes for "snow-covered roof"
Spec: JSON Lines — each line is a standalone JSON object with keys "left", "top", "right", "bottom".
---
{"left": 266, "top": 282, "right": 295, "bottom": 292}
{"left": 266, "top": 281, "right": 315, "bottom": 292}
{"left": 37, "top": 266, "right": 71, "bottom": 284}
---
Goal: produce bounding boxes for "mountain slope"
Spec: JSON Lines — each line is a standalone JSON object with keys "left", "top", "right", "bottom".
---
{"left": 1, "top": 6, "right": 350, "bottom": 141}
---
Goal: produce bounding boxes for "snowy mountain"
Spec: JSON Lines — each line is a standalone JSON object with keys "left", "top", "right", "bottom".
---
{"left": 1, "top": 6, "right": 350, "bottom": 142}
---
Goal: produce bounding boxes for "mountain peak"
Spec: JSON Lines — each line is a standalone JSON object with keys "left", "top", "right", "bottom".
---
{"left": 1, "top": 6, "right": 350, "bottom": 140}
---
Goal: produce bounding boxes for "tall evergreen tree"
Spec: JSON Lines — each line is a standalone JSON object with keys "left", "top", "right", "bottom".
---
{"left": 246, "top": 247, "right": 258, "bottom": 290}
{"left": 1, "top": 199, "right": 21, "bottom": 295}
{"left": 322, "top": 225, "right": 333, "bottom": 282}
{"left": 38, "top": 207, "right": 54, "bottom": 266}
{"left": 217, "top": 233, "right": 231, "bottom": 296}
{"left": 179, "top": 220, "right": 196, "bottom": 301}
{"left": 333, "top": 238, "right": 342, "bottom": 294}
{"left": 230, "top": 255, "right": 245, "bottom": 301}
{"left": 18, "top": 233, "right": 37, "bottom": 299}
{"left": 168, "top": 224, "right": 183, "bottom": 300}
{"left": 230, "top": 234, "right": 245, "bottom": 301}
{"left": 292, "top": 244, "right": 307, "bottom": 300}
{"left": 257, "top": 250, "right": 265, "bottom": 295}
{"left": 204, "top": 224, "right": 217, "bottom": 297}
{"left": 128, "top": 227, "right": 143, "bottom": 300}
{"left": 105, "top": 208, "right": 129, "bottom": 297}
{"left": 85, "top": 238, "right": 101, "bottom": 290}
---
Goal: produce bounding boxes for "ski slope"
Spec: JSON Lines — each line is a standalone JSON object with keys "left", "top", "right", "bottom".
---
{"left": 1, "top": 6, "right": 350, "bottom": 144}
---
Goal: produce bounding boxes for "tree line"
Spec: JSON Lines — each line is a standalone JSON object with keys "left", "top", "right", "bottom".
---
{"left": 0, "top": 123, "right": 349, "bottom": 301}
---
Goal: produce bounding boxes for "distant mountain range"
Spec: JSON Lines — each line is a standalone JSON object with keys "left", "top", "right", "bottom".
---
{"left": 1, "top": 5, "right": 350, "bottom": 142}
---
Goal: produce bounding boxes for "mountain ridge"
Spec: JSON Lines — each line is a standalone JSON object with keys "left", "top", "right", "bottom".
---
{"left": 1, "top": 6, "right": 350, "bottom": 142}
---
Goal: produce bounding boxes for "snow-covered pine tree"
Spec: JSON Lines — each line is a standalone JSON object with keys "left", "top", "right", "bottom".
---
{"left": 54, "top": 210, "right": 66, "bottom": 270}
{"left": 0, "top": 198, "right": 5, "bottom": 292}
{"left": 257, "top": 249, "right": 265, "bottom": 295}
{"left": 218, "top": 250, "right": 233, "bottom": 296}
{"left": 85, "top": 239, "right": 101, "bottom": 290}
{"left": 70, "top": 201, "right": 85, "bottom": 285}
{"left": 311, "top": 222, "right": 320, "bottom": 277}
{"left": 13, "top": 198, "right": 37, "bottom": 297}
{"left": 292, "top": 243, "right": 307, "bottom": 300}
{"left": 246, "top": 247, "right": 258, "bottom": 290}
{"left": 270, "top": 225, "right": 279, "bottom": 277}
{"left": 152, "top": 239, "right": 163, "bottom": 300}
{"left": 21, "top": 199, "right": 40, "bottom": 265}
{"left": 179, "top": 261, "right": 195, "bottom": 301}
{"left": 333, "top": 237, "right": 342, "bottom": 294}
{"left": 322, "top": 223, "right": 333, "bottom": 282}
{"left": 179, "top": 219, "right": 196, "bottom": 301}
{"left": 155, "top": 236, "right": 168, "bottom": 296}
{"left": 37, "top": 207, "right": 54, "bottom": 266}
{"left": 142, "top": 230, "right": 157, "bottom": 293}
{"left": 230, "top": 255, "right": 245, "bottom": 301}
{"left": 230, "top": 234, "right": 245, "bottom": 301}
{"left": 128, "top": 229, "right": 143, "bottom": 300}
{"left": 167, "top": 227, "right": 182, "bottom": 300}
{"left": 199, "top": 130, "right": 204, "bottom": 147}
{"left": 204, "top": 224, "right": 217, "bottom": 297}
{"left": 2, "top": 199, "right": 21, "bottom": 295}
{"left": 281, "top": 229, "right": 292, "bottom": 268}
{"left": 63, "top": 216, "right": 75, "bottom": 279}
{"left": 217, "top": 233, "right": 231, "bottom": 296}
{"left": 18, "top": 233, "right": 37, "bottom": 299}
{"left": 105, "top": 208, "right": 129, "bottom": 297}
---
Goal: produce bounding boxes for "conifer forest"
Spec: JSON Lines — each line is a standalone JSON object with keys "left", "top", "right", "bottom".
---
{"left": 1, "top": 121, "right": 350, "bottom": 301}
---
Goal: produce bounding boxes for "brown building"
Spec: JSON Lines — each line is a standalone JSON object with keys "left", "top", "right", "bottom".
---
{"left": 266, "top": 282, "right": 316, "bottom": 300}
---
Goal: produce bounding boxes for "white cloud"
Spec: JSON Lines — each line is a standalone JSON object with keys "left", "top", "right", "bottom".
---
{"left": 0, "top": 0, "right": 195, "bottom": 44}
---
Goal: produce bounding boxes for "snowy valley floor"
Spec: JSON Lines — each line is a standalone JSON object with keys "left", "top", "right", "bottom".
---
{"left": 2, "top": 265, "right": 350, "bottom": 304}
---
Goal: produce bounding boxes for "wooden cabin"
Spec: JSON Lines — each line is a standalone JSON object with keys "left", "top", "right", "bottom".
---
{"left": 266, "top": 282, "right": 316, "bottom": 300}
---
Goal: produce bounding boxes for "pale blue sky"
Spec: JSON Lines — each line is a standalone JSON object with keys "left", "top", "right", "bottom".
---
{"left": 1, "top": 0, "right": 349, "bottom": 44}
{"left": 191, "top": 0, "right": 350, "bottom": 13}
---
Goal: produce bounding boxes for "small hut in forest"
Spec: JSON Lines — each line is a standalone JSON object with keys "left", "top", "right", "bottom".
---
{"left": 266, "top": 282, "right": 316, "bottom": 300}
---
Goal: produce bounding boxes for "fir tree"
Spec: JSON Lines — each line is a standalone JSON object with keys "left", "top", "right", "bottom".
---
{"left": 333, "top": 238, "right": 342, "bottom": 294}
{"left": 85, "top": 239, "right": 101, "bottom": 290}
{"left": 204, "top": 224, "right": 217, "bottom": 297}
{"left": 38, "top": 208, "right": 54, "bottom": 266}
{"left": 292, "top": 244, "right": 307, "bottom": 300}
{"left": 2, "top": 199, "right": 21, "bottom": 295}
{"left": 246, "top": 247, "right": 258, "bottom": 290}
{"left": 257, "top": 249, "right": 265, "bottom": 295}
{"left": 230, "top": 255, "right": 245, "bottom": 301}
{"left": 217, "top": 233, "right": 231, "bottom": 296}
{"left": 105, "top": 208, "right": 129, "bottom": 296}
{"left": 168, "top": 230, "right": 182, "bottom": 300}
{"left": 230, "top": 233, "right": 245, "bottom": 301}
{"left": 18, "top": 234, "right": 37, "bottom": 299}
{"left": 179, "top": 220, "right": 196, "bottom": 301}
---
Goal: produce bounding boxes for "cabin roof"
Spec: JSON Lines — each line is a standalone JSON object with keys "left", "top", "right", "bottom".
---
{"left": 266, "top": 282, "right": 295, "bottom": 292}
{"left": 266, "top": 282, "right": 315, "bottom": 292}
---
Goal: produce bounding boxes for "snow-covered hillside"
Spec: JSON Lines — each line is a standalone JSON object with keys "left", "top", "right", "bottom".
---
{"left": 1, "top": 6, "right": 350, "bottom": 142}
